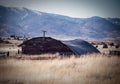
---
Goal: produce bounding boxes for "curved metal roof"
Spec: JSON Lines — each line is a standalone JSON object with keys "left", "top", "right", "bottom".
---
{"left": 62, "top": 39, "right": 100, "bottom": 55}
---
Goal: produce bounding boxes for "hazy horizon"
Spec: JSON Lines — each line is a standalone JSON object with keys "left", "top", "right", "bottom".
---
{"left": 0, "top": 0, "right": 120, "bottom": 18}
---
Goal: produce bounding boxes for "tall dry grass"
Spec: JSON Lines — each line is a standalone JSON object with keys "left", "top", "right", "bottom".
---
{"left": 0, "top": 54, "right": 120, "bottom": 84}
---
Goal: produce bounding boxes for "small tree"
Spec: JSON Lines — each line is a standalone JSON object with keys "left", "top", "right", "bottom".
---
{"left": 103, "top": 43, "right": 108, "bottom": 48}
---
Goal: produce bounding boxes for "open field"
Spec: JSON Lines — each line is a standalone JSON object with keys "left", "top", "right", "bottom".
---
{"left": 0, "top": 39, "right": 22, "bottom": 56}
{"left": 0, "top": 44, "right": 21, "bottom": 56}
{"left": 0, "top": 54, "right": 120, "bottom": 84}
{"left": 88, "top": 40, "right": 120, "bottom": 55}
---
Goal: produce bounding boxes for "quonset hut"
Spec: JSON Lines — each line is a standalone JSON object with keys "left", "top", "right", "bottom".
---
{"left": 19, "top": 37, "right": 75, "bottom": 55}
{"left": 19, "top": 37, "right": 100, "bottom": 55}
{"left": 62, "top": 39, "right": 100, "bottom": 55}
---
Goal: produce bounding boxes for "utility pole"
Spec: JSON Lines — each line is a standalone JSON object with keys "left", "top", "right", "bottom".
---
{"left": 42, "top": 30, "right": 47, "bottom": 37}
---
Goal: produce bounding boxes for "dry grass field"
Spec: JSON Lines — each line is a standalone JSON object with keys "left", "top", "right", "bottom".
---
{"left": 0, "top": 54, "right": 120, "bottom": 84}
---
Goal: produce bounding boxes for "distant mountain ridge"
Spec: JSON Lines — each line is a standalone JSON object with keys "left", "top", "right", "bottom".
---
{"left": 0, "top": 5, "right": 120, "bottom": 40}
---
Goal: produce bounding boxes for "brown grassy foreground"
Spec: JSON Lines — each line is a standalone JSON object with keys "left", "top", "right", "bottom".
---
{"left": 0, "top": 54, "right": 120, "bottom": 84}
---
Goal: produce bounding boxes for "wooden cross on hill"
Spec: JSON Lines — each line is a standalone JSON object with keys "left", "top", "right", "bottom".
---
{"left": 42, "top": 30, "right": 47, "bottom": 37}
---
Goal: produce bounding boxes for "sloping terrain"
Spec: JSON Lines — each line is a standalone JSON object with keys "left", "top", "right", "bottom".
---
{"left": 0, "top": 38, "right": 11, "bottom": 44}
{"left": 0, "top": 5, "right": 120, "bottom": 40}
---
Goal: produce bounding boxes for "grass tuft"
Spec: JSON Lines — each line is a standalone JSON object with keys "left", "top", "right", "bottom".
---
{"left": 0, "top": 54, "right": 120, "bottom": 84}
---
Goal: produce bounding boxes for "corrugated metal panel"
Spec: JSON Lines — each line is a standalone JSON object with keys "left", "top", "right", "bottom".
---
{"left": 62, "top": 39, "right": 100, "bottom": 55}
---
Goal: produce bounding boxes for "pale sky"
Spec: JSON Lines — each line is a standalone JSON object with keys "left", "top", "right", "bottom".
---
{"left": 0, "top": 0, "right": 120, "bottom": 18}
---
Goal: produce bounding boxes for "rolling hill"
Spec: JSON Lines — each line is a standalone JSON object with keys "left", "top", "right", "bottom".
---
{"left": 0, "top": 5, "right": 120, "bottom": 40}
